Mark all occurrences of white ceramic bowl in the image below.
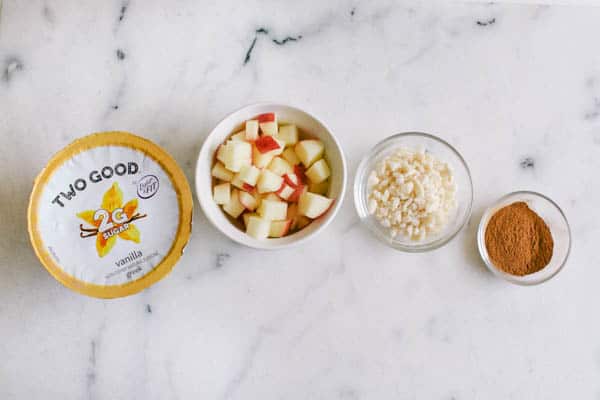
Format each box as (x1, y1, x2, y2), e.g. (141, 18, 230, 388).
(196, 103, 347, 250)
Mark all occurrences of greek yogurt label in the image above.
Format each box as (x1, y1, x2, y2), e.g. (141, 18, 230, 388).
(34, 143, 181, 286)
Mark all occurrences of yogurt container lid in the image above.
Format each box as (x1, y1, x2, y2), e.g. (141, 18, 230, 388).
(27, 131, 193, 298)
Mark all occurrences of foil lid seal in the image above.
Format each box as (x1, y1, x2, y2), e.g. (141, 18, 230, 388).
(28, 132, 193, 298)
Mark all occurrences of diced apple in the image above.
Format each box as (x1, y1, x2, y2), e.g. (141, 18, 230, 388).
(294, 164, 307, 184)
(282, 147, 300, 165)
(213, 182, 231, 205)
(269, 220, 292, 238)
(283, 173, 300, 187)
(258, 113, 278, 136)
(231, 175, 255, 193)
(305, 159, 330, 184)
(292, 181, 307, 202)
(254, 192, 264, 205)
(296, 215, 312, 230)
(258, 199, 288, 221)
(239, 191, 258, 211)
(273, 139, 285, 155)
(286, 203, 311, 230)
(257, 169, 284, 193)
(211, 161, 234, 182)
(295, 140, 324, 167)
(260, 121, 278, 137)
(246, 215, 271, 239)
(255, 136, 282, 154)
(287, 203, 299, 227)
(222, 189, 245, 218)
(245, 120, 259, 141)
(287, 203, 310, 230)
(278, 125, 298, 147)
(298, 192, 334, 218)
(216, 144, 228, 164)
(257, 113, 276, 122)
(223, 140, 252, 172)
(231, 175, 244, 190)
(243, 212, 259, 228)
(276, 183, 296, 201)
(264, 193, 282, 202)
(267, 157, 293, 176)
(225, 158, 251, 174)
(309, 180, 329, 196)
(252, 144, 276, 168)
(237, 165, 260, 186)
(289, 185, 307, 202)
(252, 138, 284, 169)
(230, 131, 247, 142)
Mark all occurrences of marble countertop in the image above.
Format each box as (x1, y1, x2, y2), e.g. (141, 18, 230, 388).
(1, 0, 599, 398)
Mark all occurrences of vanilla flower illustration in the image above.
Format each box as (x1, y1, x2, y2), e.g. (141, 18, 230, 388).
(77, 182, 142, 257)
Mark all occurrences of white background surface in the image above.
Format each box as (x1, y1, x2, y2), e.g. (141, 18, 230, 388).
(1, 1, 599, 399)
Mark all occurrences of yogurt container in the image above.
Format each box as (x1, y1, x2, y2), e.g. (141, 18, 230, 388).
(27, 131, 193, 298)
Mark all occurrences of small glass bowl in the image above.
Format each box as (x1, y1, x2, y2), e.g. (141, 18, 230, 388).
(477, 191, 571, 285)
(354, 132, 474, 252)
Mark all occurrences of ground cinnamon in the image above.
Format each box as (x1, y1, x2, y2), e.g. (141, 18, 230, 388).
(484, 201, 554, 276)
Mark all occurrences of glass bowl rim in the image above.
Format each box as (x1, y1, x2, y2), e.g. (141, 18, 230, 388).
(353, 131, 474, 252)
(476, 190, 572, 285)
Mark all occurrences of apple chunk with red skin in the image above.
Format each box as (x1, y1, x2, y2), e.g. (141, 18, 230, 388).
(252, 139, 284, 169)
(276, 183, 296, 201)
(255, 136, 282, 154)
(277, 172, 306, 202)
(276, 181, 305, 202)
(257, 113, 278, 136)
(277, 183, 306, 203)
(252, 145, 275, 169)
(256, 169, 283, 194)
(231, 165, 260, 192)
(269, 220, 292, 238)
(238, 191, 258, 211)
(231, 175, 254, 193)
(298, 192, 334, 219)
(257, 113, 276, 123)
(283, 172, 300, 187)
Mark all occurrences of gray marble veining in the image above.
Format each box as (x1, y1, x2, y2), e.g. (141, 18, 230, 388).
(1, 0, 599, 399)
